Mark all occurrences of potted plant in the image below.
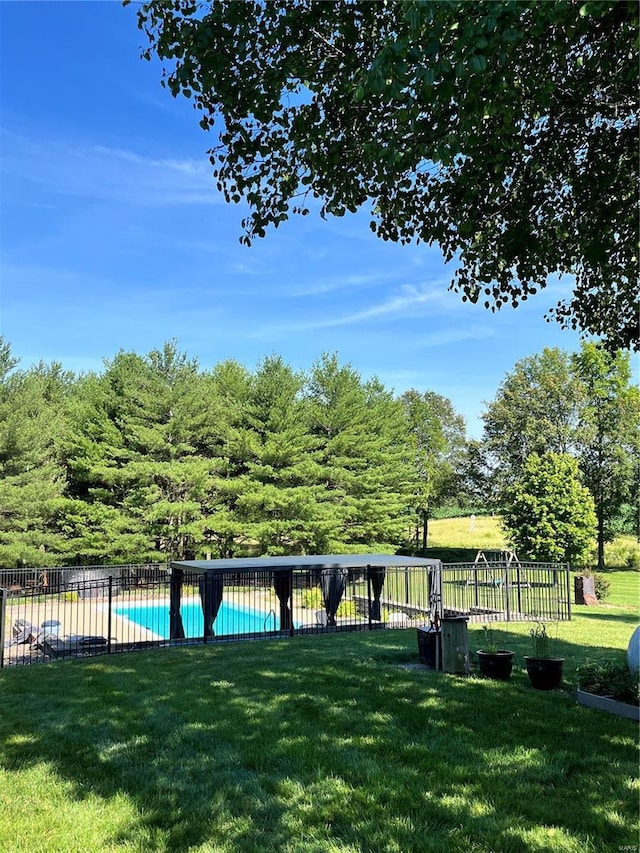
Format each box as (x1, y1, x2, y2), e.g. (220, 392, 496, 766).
(476, 625, 515, 681)
(524, 622, 564, 690)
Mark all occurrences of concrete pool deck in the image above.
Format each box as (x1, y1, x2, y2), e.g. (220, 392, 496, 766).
(2, 589, 335, 665)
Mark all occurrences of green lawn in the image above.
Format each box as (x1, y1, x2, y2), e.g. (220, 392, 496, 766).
(0, 572, 638, 852)
(428, 517, 640, 569)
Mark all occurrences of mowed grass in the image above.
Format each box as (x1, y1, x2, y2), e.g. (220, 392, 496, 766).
(428, 515, 507, 551)
(0, 572, 638, 853)
(428, 516, 640, 568)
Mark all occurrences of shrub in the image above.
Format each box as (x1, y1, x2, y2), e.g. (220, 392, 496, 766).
(300, 589, 356, 618)
(336, 599, 356, 619)
(603, 538, 640, 570)
(582, 570, 611, 601)
(300, 587, 323, 610)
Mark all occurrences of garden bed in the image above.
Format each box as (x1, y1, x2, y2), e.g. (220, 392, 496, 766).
(576, 689, 639, 722)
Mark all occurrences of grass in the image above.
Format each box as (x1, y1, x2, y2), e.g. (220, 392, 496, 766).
(0, 573, 638, 852)
(428, 517, 640, 569)
(428, 515, 507, 551)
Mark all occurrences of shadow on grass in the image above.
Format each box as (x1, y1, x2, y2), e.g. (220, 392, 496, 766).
(574, 610, 639, 624)
(0, 631, 638, 853)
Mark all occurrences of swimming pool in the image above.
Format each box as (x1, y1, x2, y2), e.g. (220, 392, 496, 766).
(114, 598, 285, 640)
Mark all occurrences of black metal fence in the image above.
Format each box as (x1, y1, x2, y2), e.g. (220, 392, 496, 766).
(437, 561, 572, 623)
(0, 560, 570, 667)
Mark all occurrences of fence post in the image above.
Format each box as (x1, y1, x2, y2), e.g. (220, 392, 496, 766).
(0, 587, 6, 668)
(473, 565, 479, 611)
(566, 563, 572, 620)
(504, 564, 510, 622)
(516, 563, 522, 616)
(107, 576, 113, 654)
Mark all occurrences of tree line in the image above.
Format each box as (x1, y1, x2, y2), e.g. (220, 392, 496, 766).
(0, 340, 466, 568)
(0, 337, 637, 569)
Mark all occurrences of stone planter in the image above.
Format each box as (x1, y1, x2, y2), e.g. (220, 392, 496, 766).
(524, 656, 564, 690)
(576, 689, 640, 722)
(476, 649, 515, 681)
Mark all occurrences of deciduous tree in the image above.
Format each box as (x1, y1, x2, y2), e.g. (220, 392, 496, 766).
(502, 452, 596, 565)
(482, 347, 581, 475)
(571, 343, 640, 569)
(401, 389, 467, 549)
(132, 0, 639, 350)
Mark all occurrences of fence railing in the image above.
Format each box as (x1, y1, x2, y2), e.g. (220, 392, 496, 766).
(0, 560, 570, 667)
(438, 561, 572, 623)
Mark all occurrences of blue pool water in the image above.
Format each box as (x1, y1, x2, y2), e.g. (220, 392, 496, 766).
(114, 599, 284, 640)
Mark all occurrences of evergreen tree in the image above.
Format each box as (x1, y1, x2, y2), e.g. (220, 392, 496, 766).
(305, 354, 413, 551)
(62, 343, 214, 562)
(238, 355, 319, 554)
(0, 352, 72, 567)
(198, 360, 254, 558)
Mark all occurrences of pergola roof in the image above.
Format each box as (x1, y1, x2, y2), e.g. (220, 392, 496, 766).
(170, 554, 441, 574)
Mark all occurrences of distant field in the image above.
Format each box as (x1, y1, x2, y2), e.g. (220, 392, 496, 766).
(427, 515, 640, 569)
(427, 515, 506, 551)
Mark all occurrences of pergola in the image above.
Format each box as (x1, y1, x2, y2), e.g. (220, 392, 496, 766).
(168, 554, 442, 641)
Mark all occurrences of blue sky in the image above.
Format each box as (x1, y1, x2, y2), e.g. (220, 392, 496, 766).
(0, 1, 588, 437)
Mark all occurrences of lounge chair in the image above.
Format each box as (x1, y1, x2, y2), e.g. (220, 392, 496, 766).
(9, 619, 38, 646)
(42, 634, 109, 659)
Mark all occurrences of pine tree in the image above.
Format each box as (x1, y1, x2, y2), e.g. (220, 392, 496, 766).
(305, 354, 413, 551)
(0, 350, 72, 567)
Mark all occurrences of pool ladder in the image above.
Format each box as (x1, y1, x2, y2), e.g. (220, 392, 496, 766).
(264, 609, 277, 632)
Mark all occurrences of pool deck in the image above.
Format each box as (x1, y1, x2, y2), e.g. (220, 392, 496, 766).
(2, 589, 333, 665)
(3, 596, 163, 665)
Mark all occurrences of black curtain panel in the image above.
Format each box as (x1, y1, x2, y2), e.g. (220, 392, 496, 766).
(368, 565, 386, 621)
(169, 567, 185, 640)
(320, 567, 348, 627)
(273, 570, 293, 631)
(199, 572, 224, 639)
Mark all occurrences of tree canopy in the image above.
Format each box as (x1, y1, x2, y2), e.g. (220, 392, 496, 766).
(132, 0, 639, 350)
(482, 342, 639, 566)
(502, 451, 596, 564)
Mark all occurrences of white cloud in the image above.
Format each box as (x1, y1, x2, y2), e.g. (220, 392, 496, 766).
(1, 129, 221, 207)
(252, 281, 461, 337)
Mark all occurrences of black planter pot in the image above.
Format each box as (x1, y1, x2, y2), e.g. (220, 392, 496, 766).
(476, 649, 515, 681)
(524, 656, 565, 690)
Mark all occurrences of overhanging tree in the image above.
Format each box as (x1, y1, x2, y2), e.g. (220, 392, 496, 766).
(132, 0, 639, 350)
